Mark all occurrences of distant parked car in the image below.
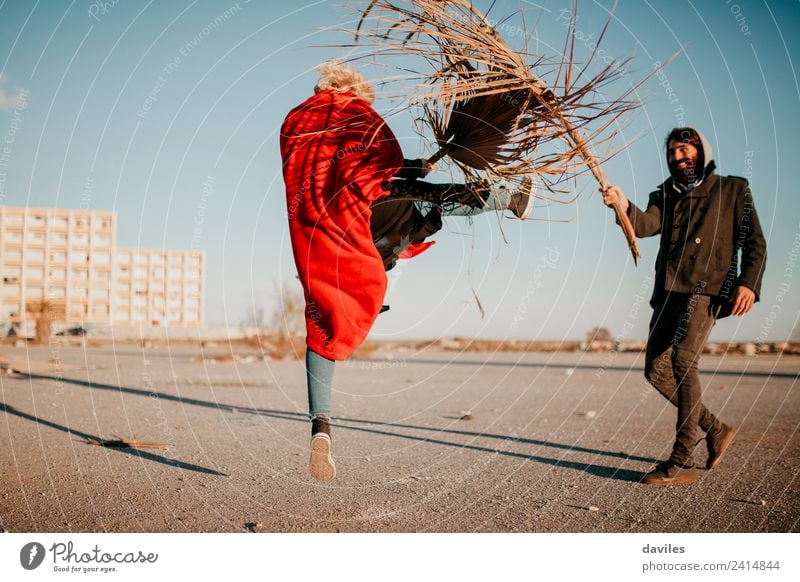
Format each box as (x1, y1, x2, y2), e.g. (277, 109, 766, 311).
(56, 327, 88, 336)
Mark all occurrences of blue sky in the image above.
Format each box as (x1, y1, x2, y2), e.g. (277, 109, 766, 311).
(0, 0, 798, 342)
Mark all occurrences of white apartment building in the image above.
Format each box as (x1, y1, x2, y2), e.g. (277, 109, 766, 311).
(113, 247, 203, 327)
(0, 206, 204, 328)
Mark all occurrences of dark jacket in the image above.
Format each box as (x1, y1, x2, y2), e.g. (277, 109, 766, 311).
(627, 165, 767, 313)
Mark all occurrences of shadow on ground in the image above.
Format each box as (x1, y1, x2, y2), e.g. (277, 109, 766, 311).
(5, 372, 653, 483)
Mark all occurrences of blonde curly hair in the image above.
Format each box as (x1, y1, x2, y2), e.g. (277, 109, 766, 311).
(313, 61, 375, 104)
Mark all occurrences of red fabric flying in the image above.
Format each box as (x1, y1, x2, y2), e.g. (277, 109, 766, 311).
(280, 90, 403, 360)
(398, 241, 436, 259)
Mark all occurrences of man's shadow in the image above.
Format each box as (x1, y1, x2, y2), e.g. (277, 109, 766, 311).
(7, 372, 652, 483)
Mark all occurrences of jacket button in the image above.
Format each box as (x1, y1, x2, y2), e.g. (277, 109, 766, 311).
(694, 237, 701, 244)
(691, 255, 697, 260)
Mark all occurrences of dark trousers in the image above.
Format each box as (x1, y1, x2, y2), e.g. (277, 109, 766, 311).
(644, 293, 723, 465)
(370, 179, 487, 270)
(379, 179, 489, 207)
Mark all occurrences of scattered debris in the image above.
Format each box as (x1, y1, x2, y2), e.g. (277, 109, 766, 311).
(741, 343, 757, 357)
(244, 522, 264, 532)
(718, 384, 730, 391)
(737, 498, 768, 506)
(370, 338, 800, 355)
(192, 353, 268, 365)
(0, 361, 19, 376)
(85, 437, 170, 449)
(578, 411, 597, 419)
(460, 413, 474, 421)
(588, 506, 600, 512)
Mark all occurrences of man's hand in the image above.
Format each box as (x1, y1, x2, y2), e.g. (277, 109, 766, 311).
(600, 185, 629, 213)
(731, 285, 756, 316)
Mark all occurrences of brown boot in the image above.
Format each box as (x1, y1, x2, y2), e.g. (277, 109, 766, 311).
(642, 461, 697, 485)
(706, 423, 736, 470)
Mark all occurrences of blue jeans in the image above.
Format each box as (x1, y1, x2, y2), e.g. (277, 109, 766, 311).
(306, 348, 334, 419)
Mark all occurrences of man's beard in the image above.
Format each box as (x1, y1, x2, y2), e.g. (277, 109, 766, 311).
(670, 157, 698, 185)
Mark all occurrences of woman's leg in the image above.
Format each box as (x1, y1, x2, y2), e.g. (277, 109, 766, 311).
(305, 348, 336, 480)
(384, 179, 488, 212)
(384, 177, 534, 218)
(306, 348, 334, 421)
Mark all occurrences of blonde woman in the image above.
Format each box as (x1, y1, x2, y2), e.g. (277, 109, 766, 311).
(280, 62, 533, 480)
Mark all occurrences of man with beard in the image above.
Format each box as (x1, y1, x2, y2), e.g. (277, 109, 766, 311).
(601, 127, 767, 485)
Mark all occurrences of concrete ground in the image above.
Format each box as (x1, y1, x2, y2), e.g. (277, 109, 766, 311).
(0, 343, 798, 532)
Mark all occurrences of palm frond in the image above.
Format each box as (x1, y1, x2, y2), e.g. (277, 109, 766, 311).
(349, 0, 646, 262)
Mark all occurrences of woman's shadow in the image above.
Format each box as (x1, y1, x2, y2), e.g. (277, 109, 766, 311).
(6, 372, 652, 483)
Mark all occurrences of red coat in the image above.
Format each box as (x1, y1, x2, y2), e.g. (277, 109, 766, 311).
(280, 90, 403, 360)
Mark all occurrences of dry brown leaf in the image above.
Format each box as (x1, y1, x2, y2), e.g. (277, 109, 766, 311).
(86, 438, 170, 450)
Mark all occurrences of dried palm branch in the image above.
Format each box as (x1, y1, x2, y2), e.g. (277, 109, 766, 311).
(350, 0, 642, 263)
(86, 437, 170, 449)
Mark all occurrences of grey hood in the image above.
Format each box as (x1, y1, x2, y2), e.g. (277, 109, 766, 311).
(667, 128, 715, 192)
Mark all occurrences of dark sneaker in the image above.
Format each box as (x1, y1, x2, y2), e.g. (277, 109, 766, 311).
(309, 417, 335, 481)
(642, 461, 697, 485)
(706, 423, 736, 470)
(312, 416, 330, 436)
(508, 177, 535, 220)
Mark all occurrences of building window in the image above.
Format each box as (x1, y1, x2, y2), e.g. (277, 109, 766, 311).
(3, 214, 23, 226)
(25, 250, 45, 262)
(2, 305, 20, 318)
